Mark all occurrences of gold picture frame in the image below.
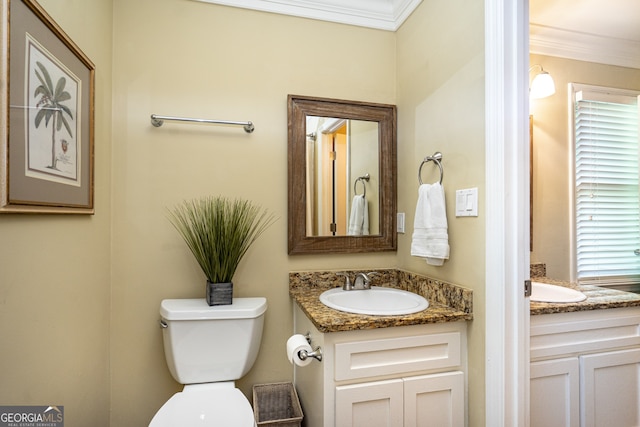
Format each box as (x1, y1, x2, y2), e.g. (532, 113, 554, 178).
(0, 0, 95, 214)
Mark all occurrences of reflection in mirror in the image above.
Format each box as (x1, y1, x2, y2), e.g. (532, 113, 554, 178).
(288, 95, 397, 255)
(305, 116, 380, 237)
(529, 55, 640, 282)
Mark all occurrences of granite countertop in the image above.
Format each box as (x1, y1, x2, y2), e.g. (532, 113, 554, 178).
(530, 276, 640, 315)
(289, 270, 473, 333)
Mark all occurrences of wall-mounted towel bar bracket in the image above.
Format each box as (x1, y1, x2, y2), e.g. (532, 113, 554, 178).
(150, 114, 255, 133)
(419, 152, 443, 185)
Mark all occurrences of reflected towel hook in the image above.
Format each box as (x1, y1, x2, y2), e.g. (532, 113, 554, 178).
(418, 152, 443, 185)
(354, 173, 370, 197)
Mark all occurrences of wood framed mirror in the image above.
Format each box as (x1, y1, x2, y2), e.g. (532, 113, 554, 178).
(287, 95, 397, 254)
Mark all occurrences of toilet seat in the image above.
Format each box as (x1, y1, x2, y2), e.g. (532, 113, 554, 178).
(149, 386, 256, 427)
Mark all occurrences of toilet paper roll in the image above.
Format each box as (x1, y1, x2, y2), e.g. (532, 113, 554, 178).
(286, 334, 313, 367)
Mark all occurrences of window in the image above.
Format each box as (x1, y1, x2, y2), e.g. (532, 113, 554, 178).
(572, 84, 640, 286)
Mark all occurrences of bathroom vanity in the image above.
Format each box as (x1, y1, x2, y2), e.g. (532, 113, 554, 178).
(529, 279, 640, 427)
(289, 270, 473, 427)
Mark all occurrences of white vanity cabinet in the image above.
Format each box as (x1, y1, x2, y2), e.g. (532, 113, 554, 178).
(335, 371, 464, 427)
(530, 307, 640, 427)
(293, 305, 467, 427)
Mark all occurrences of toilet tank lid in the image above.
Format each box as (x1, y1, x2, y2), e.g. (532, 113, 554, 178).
(160, 297, 267, 321)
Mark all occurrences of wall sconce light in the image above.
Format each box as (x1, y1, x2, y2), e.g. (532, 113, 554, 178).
(529, 65, 556, 99)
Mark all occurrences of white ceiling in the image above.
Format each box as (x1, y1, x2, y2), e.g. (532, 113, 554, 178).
(530, 0, 640, 68)
(530, 0, 640, 42)
(193, 0, 640, 69)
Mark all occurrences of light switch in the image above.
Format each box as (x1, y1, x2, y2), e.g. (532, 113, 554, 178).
(466, 194, 474, 210)
(455, 188, 478, 217)
(397, 212, 405, 233)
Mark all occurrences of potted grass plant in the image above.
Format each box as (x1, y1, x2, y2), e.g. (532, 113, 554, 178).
(168, 196, 276, 306)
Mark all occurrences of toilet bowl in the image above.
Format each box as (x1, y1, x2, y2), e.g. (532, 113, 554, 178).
(149, 383, 256, 427)
(149, 297, 267, 427)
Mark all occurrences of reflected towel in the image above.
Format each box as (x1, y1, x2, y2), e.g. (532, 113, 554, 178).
(411, 183, 449, 265)
(347, 195, 369, 236)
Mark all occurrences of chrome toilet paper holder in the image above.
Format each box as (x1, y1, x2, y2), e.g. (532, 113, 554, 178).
(299, 332, 323, 362)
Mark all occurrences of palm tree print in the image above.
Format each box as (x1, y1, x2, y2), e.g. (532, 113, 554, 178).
(33, 61, 73, 170)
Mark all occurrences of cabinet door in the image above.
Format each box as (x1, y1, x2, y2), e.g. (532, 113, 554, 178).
(335, 379, 404, 427)
(581, 348, 640, 427)
(530, 358, 580, 427)
(404, 371, 464, 427)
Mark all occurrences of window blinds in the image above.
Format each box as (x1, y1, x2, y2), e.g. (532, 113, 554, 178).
(574, 87, 640, 286)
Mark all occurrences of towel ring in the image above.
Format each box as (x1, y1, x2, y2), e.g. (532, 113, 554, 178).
(418, 152, 443, 185)
(354, 174, 370, 197)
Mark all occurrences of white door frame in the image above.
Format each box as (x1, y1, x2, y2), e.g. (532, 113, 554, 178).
(485, 0, 531, 425)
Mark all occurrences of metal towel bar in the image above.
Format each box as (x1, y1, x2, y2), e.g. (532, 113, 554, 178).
(150, 114, 255, 133)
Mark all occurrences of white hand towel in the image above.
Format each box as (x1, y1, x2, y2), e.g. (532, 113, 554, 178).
(347, 195, 369, 236)
(411, 183, 449, 265)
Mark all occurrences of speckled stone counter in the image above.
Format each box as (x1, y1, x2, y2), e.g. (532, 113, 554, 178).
(289, 269, 473, 333)
(530, 262, 546, 278)
(530, 276, 640, 315)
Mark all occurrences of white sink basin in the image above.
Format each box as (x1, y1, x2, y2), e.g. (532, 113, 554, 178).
(530, 281, 587, 303)
(319, 286, 429, 316)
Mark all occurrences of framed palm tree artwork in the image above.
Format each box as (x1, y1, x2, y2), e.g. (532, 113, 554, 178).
(0, 0, 95, 213)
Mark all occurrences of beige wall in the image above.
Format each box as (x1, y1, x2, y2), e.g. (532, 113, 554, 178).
(397, 0, 486, 423)
(0, 0, 490, 426)
(530, 54, 640, 280)
(110, 1, 398, 425)
(0, 0, 113, 426)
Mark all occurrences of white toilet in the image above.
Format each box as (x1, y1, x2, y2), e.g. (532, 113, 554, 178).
(149, 297, 267, 427)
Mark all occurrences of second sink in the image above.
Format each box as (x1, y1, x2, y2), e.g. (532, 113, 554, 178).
(319, 286, 429, 316)
(530, 281, 587, 303)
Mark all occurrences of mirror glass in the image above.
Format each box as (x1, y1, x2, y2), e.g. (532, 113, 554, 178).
(305, 116, 380, 237)
(288, 95, 397, 254)
(529, 2, 640, 281)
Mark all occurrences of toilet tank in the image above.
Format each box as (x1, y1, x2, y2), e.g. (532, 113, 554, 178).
(160, 297, 267, 385)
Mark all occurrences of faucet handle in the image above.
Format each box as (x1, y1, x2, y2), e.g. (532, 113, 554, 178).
(336, 272, 353, 290)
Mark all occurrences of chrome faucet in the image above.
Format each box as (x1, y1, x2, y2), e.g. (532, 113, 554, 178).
(337, 271, 379, 290)
(354, 272, 375, 290)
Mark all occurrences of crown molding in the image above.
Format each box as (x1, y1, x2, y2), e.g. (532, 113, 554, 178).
(190, 0, 423, 31)
(530, 24, 640, 69)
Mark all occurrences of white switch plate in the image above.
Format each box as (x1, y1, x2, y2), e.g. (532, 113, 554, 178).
(455, 188, 478, 217)
(397, 212, 405, 233)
